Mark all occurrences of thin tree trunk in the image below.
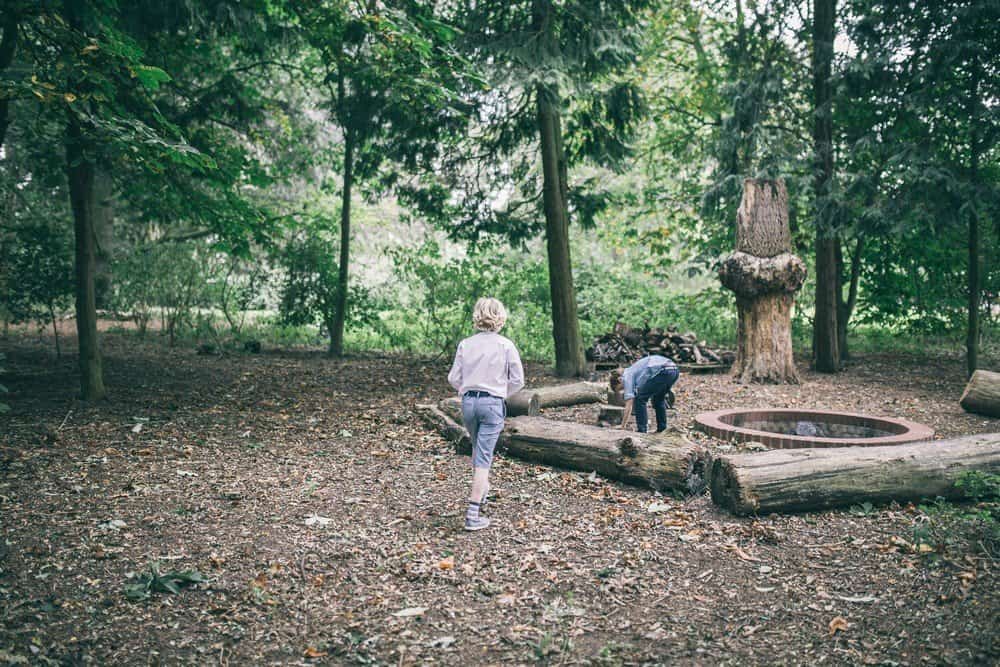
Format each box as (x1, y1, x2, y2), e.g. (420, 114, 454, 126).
(0, 13, 17, 151)
(66, 114, 107, 401)
(837, 235, 864, 360)
(49, 301, 61, 359)
(330, 130, 353, 359)
(533, 0, 585, 378)
(967, 156, 980, 377)
(811, 0, 839, 372)
(536, 85, 585, 377)
(966, 60, 982, 378)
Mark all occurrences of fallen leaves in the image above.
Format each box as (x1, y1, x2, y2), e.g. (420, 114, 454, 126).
(828, 616, 849, 636)
(392, 606, 428, 618)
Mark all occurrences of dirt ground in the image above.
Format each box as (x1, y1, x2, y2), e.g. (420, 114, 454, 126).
(1, 333, 998, 666)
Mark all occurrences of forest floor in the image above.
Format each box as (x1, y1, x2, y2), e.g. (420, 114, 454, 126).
(1, 332, 998, 666)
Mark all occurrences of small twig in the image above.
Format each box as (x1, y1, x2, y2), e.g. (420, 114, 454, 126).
(57, 407, 73, 432)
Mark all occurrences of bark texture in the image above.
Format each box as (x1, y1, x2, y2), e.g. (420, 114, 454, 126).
(418, 405, 711, 495)
(532, 382, 607, 408)
(732, 294, 799, 384)
(330, 128, 353, 357)
(720, 179, 803, 384)
(718, 252, 806, 299)
(811, 0, 841, 373)
(710, 432, 1000, 516)
(66, 116, 107, 401)
(735, 180, 792, 258)
(960, 370, 1000, 418)
(506, 390, 541, 416)
(533, 0, 585, 378)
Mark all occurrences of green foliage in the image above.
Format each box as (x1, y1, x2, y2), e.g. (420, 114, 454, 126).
(124, 562, 208, 602)
(277, 230, 379, 351)
(386, 239, 735, 360)
(0, 222, 74, 336)
(112, 242, 215, 344)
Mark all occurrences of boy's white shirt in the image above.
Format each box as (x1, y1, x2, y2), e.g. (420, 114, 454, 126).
(448, 331, 525, 399)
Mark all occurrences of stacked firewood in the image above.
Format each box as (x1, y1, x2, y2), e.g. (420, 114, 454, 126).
(586, 322, 735, 367)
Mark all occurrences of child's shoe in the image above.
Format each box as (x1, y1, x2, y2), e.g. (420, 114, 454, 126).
(464, 515, 491, 531)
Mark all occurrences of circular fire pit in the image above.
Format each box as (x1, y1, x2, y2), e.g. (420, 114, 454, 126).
(694, 408, 934, 448)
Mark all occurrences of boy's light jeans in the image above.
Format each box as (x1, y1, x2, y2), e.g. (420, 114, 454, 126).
(461, 392, 505, 468)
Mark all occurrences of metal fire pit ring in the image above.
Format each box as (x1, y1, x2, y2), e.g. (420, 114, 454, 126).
(694, 408, 935, 449)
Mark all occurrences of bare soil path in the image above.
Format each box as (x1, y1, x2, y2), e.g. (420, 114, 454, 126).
(1, 334, 997, 665)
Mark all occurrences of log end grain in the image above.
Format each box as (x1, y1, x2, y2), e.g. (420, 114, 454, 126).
(508, 390, 541, 416)
(959, 370, 1000, 418)
(709, 456, 758, 516)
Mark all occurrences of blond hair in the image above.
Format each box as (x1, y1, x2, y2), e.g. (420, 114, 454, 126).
(472, 297, 507, 332)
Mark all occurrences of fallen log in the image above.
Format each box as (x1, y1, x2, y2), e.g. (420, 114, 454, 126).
(416, 404, 471, 455)
(960, 370, 1000, 418)
(416, 404, 710, 494)
(598, 405, 624, 426)
(710, 432, 1000, 516)
(504, 417, 709, 494)
(532, 382, 607, 408)
(507, 390, 542, 416)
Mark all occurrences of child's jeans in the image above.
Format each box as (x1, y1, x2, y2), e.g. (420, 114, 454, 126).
(461, 391, 505, 469)
(634, 366, 679, 433)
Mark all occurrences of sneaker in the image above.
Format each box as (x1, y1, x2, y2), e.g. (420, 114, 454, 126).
(464, 515, 491, 531)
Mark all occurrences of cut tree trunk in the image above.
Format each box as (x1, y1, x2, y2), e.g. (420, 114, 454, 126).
(507, 390, 541, 416)
(719, 179, 805, 384)
(960, 370, 1000, 418)
(710, 432, 1000, 515)
(417, 404, 710, 494)
(533, 382, 606, 408)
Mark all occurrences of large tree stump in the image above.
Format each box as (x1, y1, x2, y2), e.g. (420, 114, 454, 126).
(719, 179, 806, 384)
(710, 432, 1000, 515)
(417, 405, 710, 494)
(960, 370, 1000, 418)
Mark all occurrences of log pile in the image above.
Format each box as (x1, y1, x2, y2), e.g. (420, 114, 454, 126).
(586, 322, 735, 368)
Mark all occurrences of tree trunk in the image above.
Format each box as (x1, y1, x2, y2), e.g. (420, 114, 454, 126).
(66, 115, 107, 401)
(812, 0, 840, 373)
(959, 370, 1000, 418)
(966, 94, 981, 378)
(733, 294, 799, 384)
(93, 169, 114, 309)
(710, 432, 1000, 516)
(837, 236, 863, 361)
(330, 129, 353, 358)
(418, 406, 711, 495)
(719, 180, 804, 384)
(49, 301, 61, 359)
(533, 0, 585, 378)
